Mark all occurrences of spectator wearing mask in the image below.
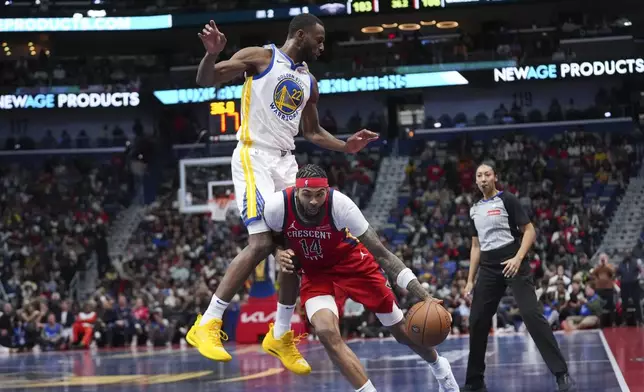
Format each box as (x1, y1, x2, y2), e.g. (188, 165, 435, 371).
(617, 255, 643, 326)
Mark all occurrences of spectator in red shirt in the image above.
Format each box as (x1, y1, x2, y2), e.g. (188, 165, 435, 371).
(427, 164, 444, 182)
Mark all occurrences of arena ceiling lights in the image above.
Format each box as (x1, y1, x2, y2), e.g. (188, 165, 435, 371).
(436, 21, 459, 29)
(398, 23, 420, 31)
(361, 20, 459, 33)
(361, 26, 384, 33)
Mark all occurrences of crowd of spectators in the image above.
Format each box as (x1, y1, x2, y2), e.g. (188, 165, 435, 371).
(0, 51, 152, 91)
(0, 157, 133, 351)
(0, 126, 642, 352)
(423, 86, 632, 130)
(4, 147, 382, 350)
(1, 119, 146, 151)
(367, 129, 643, 337)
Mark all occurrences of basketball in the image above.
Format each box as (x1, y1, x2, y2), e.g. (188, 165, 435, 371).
(406, 300, 452, 347)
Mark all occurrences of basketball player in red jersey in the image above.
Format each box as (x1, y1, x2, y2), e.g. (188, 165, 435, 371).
(263, 164, 459, 392)
(188, 13, 378, 374)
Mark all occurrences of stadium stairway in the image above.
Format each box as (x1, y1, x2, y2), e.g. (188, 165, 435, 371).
(69, 252, 99, 302)
(595, 169, 644, 263)
(364, 156, 409, 230)
(107, 205, 147, 259)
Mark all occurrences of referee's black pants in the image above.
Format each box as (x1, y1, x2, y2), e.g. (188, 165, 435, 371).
(621, 281, 643, 324)
(465, 249, 568, 386)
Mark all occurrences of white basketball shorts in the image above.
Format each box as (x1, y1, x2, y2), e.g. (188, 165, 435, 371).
(231, 142, 299, 235)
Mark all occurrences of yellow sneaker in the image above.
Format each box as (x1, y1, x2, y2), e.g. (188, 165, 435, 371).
(191, 318, 232, 362)
(262, 323, 311, 375)
(185, 314, 202, 347)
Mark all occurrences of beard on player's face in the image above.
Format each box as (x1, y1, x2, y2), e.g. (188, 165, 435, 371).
(296, 27, 324, 63)
(297, 43, 317, 63)
(296, 188, 327, 217)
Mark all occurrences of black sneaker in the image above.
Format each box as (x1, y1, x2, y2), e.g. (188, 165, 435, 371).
(460, 384, 488, 392)
(556, 373, 575, 391)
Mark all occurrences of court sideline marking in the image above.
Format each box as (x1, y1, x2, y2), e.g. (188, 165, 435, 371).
(310, 359, 613, 374)
(599, 329, 631, 392)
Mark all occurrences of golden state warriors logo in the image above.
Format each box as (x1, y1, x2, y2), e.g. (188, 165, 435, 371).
(270, 75, 305, 121)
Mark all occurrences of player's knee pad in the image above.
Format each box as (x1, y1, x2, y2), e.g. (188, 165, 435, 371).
(305, 295, 339, 323)
(376, 302, 404, 327)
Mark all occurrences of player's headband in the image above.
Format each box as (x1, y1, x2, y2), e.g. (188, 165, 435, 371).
(296, 178, 329, 188)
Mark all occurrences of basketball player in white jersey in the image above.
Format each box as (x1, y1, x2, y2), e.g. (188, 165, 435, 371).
(186, 14, 378, 375)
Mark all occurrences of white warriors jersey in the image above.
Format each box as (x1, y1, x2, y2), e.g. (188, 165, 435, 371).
(236, 44, 312, 151)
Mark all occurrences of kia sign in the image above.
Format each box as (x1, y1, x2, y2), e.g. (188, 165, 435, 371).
(0, 92, 140, 110)
(235, 297, 306, 343)
(494, 58, 644, 82)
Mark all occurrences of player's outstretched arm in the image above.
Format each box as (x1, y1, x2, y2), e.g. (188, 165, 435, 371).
(358, 226, 432, 301)
(196, 46, 270, 86)
(196, 22, 271, 86)
(301, 76, 378, 153)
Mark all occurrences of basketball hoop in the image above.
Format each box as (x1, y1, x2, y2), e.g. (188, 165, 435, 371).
(208, 194, 235, 222)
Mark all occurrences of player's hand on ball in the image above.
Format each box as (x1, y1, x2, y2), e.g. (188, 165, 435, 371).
(501, 255, 522, 278)
(426, 297, 443, 306)
(276, 248, 296, 274)
(344, 129, 379, 153)
(426, 298, 451, 325)
(198, 20, 227, 55)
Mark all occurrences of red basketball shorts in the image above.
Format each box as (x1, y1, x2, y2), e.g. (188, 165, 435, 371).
(300, 256, 404, 327)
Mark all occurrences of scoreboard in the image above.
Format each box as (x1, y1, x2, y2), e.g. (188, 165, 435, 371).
(348, 0, 441, 14)
(209, 100, 240, 135)
(347, 0, 517, 14)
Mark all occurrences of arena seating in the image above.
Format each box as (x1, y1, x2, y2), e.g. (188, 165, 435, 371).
(0, 156, 132, 349)
(381, 128, 641, 333)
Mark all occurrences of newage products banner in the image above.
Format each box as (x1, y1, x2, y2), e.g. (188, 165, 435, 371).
(494, 59, 644, 83)
(0, 92, 140, 110)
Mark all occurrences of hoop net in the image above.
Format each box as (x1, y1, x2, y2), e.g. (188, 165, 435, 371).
(208, 194, 235, 222)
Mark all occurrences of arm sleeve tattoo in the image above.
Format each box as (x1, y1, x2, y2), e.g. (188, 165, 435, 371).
(358, 227, 430, 301)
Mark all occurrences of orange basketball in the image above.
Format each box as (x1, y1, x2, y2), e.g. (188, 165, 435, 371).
(406, 300, 451, 347)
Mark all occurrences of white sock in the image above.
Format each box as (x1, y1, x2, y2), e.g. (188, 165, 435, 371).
(429, 355, 443, 372)
(273, 303, 295, 339)
(356, 380, 377, 392)
(201, 294, 229, 325)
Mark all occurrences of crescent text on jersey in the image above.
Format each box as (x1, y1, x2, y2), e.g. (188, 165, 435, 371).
(286, 229, 332, 240)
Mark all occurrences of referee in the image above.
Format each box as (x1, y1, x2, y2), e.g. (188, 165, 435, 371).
(460, 162, 574, 392)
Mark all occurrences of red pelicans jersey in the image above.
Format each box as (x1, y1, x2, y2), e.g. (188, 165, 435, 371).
(263, 187, 374, 274)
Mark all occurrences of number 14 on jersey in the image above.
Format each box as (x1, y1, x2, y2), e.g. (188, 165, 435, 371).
(299, 238, 323, 260)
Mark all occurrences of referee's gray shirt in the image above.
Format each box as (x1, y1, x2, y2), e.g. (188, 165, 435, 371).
(469, 191, 530, 263)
